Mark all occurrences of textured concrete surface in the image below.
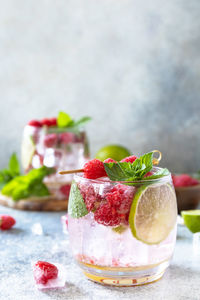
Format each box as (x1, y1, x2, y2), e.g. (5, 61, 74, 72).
(0, 206, 200, 300)
(0, 1, 200, 172)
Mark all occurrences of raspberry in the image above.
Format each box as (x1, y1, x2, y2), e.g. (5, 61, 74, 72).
(49, 118, 57, 126)
(94, 202, 121, 226)
(44, 134, 58, 148)
(104, 158, 117, 163)
(144, 171, 153, 177)
(79, 183, 102, 211)
(33, 261, 58, 285)
(41, 118, 53, 127)
(59, 184, 71, 198)
(0, 215, 16, 230)
(84, 159, 107, 179)
(59, 132, 74, 144)
(94, 184, 134, 226)
(121, 155, 138, 163)
(28, 120, 42, 127)
(172, 174, 199, 188)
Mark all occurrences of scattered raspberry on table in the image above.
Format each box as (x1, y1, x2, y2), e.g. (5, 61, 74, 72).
(0, 215, 16, 230)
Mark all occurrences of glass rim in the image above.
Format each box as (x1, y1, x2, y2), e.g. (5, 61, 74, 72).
(74, 166, 172, 185)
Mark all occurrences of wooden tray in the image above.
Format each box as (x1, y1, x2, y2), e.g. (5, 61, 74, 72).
(0, 193, 68, 211)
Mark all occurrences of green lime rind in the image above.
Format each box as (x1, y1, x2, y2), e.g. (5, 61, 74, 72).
(181, 210, 200, 233)
(129, 183, 177, 245)
(129, 185, 147, 242)
(112, 225, 128, 234)
(95, 145, 131, 162)
(21, 136, 36, 170)
(68, 181, 88, 218)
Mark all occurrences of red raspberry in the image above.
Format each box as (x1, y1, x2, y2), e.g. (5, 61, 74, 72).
(41, 118, 53, 127)
(172, 174, 199, 188)
(59, 132, 74, 144)
(94, 184, 134, 226)
(33, 261, 58, 285)
(59, 184, 71, 198)
(0, 215, 16, 230)
(104, 158, 117, 163)
(79, 183, 102, 211)
(49, 118, 57, 126)
(84, 159, 107, 179)
(121, 155, 138, 163)
(94, 202, 121, 226)
(43, 134, 58, 148)
(144, 171, 153, 177)
(28, 120, 42, 127)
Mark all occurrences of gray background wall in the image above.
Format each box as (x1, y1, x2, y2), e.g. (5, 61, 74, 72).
(0, 0, 200, 172)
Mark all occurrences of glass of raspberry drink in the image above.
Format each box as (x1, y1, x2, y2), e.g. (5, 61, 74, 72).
(21, 113, 90, 202)
(67, 152, 177, 286)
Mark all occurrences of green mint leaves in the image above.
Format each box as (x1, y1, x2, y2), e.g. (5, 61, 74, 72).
(54, 111, 91, 134)
(57, 112, 73, 128)
(68, 181, 88, 218)
(142, 168, 170, 180)
(1, 166, 55, 201)
(104, 152, 169, 182)
(0, 153, 21, 190)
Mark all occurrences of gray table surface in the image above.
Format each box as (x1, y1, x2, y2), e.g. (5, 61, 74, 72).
(0, 206, 199, 300)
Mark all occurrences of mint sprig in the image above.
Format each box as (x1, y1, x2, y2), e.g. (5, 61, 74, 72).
(1, 166, 55, 201)
(57, 112, 73, 128)
(104, 152, 169, 182)
(49, 112, 91, 134)
(0, 153, 20, 190)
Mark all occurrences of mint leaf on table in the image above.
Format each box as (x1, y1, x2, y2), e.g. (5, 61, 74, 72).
(1, 166, 55, 201)
(0, 153, 21, 190)
(104, 151, 168, 183)
(9, 153, 20, 176)
(68, 181, 88, 218)
(57, 111, 74, 128)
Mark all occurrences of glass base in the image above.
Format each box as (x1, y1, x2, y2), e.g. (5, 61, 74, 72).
(78, 260, 170, 286)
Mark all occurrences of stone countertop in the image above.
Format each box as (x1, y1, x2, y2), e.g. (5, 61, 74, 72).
(0, 206, 199, 300)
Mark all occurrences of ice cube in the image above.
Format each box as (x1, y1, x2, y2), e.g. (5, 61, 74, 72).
(33, 262, 66, 290)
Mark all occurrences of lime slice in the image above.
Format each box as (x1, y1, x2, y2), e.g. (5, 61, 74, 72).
(181, 210, 200, 233)
(129, 184, 177, 244)
(21, 136, 36, 170)
(95, 144, 131, 161)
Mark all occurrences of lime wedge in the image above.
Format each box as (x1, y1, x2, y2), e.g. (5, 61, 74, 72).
(181, 210, 200, 233)
(129, 184, 177, 244)
(21, 136, 36, 170)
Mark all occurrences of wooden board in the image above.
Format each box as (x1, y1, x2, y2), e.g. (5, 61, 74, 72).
(0, 193, 68, 211)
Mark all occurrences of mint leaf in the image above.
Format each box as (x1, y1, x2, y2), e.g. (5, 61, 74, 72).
(73, 116, 92, 128)
(104, 152, 153, 181)
(143, 168, 170, 180)
(68, 181, 88, 218)
(9, 153, 20, 177)
(0, 153, 21, 190)
(57, 112, 73, 128)
(1, 166, 55, 201)
(49, 113, 91, 134)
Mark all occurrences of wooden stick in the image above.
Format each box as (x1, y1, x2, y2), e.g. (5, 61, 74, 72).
(59, 169, 83, 175)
